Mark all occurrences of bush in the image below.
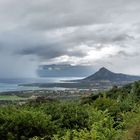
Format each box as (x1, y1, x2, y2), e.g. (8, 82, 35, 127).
(0, 106, 56, 139)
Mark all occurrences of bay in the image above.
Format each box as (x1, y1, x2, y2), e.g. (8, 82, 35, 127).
(0, 77, 83, 92)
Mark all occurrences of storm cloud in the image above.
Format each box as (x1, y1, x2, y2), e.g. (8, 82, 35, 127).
(0, 0, 140, 77)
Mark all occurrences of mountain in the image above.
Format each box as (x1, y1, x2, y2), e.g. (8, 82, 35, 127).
(82, 67, 140, 82)
(23, 67, 140, 90)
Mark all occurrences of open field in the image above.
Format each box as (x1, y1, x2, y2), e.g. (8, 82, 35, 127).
(0, 95, 28, 101)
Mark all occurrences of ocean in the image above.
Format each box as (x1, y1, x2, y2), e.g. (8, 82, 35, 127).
(0, 77, 83, 92)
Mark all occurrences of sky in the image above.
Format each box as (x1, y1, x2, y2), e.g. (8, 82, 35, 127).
(0, 0, 140, 78)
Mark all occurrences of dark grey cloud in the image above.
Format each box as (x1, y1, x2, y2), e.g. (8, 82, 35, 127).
(17, 44, 87, 60)
(63, 26, 135, 45)
(22, 0, 140, 31)
(17, 45, 65, 59)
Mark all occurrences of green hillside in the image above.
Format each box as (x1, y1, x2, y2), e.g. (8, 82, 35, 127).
(0, 81, 140, 139)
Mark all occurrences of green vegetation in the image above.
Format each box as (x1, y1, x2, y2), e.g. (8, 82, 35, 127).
(0, 95, 27, 101)
(0, 81, 140, 139)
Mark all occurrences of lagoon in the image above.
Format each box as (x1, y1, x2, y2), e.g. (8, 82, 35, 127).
(0, 77, 83, 92)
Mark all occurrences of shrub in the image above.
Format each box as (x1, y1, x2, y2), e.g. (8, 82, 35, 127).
(0, 106, 56, 139)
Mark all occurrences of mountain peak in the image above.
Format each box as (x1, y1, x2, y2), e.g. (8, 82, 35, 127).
(97, 67, 113, 75)
(83, 67, 140, 82)
(98, 67, 110, 72)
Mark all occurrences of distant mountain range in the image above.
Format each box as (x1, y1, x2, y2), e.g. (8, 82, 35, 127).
(37, 64, 95, 77)
(82, 67, 140, 82)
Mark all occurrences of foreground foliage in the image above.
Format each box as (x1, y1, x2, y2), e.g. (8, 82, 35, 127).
(0, 81, 140, 139)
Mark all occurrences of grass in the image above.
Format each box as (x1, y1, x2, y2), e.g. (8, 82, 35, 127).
(0, 95, 28, 101)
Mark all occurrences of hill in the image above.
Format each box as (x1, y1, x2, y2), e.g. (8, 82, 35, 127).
(1, 81, 140, 139)
(82, 67, 140, 82)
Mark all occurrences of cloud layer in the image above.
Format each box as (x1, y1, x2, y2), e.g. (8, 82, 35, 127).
(0, 0, 140, 77)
